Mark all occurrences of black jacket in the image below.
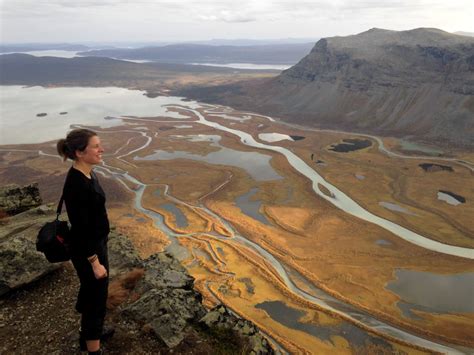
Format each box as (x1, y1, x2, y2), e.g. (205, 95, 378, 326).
(63, 167, 110, 257)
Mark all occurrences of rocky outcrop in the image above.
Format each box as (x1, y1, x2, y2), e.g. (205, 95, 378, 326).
(123, 287, 207, 348)
(107, 230, 142, 277)
(201, 305, 273, 354)
(116, 247, 273, 353)
(0, 204, 60, 296)
(117, 249, 207, 348)
(0, 183, 42, 215)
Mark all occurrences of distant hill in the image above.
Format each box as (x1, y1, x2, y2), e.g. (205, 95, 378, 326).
(0, 53, 271, 87)
(0, 54, 153, 84)
(0, 53, 276, 89)
(178, 28, 474, 147)
(79, 43, 314, 64)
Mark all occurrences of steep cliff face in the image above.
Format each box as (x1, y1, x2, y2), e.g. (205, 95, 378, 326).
(283, 28, 474, 92)
(180, 28, 474, 147)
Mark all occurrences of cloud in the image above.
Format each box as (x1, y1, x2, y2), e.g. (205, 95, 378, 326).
(1, 0, 472, 42)
(198, 12, 256, 23)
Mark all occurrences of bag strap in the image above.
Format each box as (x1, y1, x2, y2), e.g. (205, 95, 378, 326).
(56, 195, 64, 220)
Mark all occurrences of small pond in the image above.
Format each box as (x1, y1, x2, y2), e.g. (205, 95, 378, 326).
(419, 163, 453, 172)
(376, 239, 393, 247)
(235, 188, 271, 225)
(258, 133, 294, 142)
(328, 138, 372, 153)
(255, 300, 392, 349)
(437, 190, 466, 205)
(160, 203, 189, 228)
(386, 269, 474, 317)
(398, 139, 443, 155)
(379, 202, 417, 216)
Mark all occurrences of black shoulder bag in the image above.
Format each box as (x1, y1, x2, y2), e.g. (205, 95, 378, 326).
(36, 195, 71, 263)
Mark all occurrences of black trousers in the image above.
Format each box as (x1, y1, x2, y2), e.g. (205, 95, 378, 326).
(71, 241, 109, 340)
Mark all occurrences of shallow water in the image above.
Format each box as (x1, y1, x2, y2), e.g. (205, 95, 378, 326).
(379, 202, 417, 216)
(160, 203, 189, 228)
(258, 133, 294, 142)
(387, 270, 474, 314)
(235, 188, 271, 225)
(134, 135, 282, 181)
(174, 124, 194, 128)
(438, 192, 462, 206)
(329, 138, 372, 152)
(376, 239, 392, 247)
(255, 300, 392, 349)
(399, 139, 444, 155)
(188, 62, 290, 70)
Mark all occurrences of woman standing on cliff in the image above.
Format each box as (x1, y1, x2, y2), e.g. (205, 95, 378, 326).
(57, 128, 112, 355)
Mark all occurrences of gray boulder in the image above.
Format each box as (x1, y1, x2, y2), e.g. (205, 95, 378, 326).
(136, 252, 195, 293)
(107, 231, 142, 277)
(0, 183, 42, 215)
(123, 287, 207, 348)
(121, 251, 206, 348)
(200, 305, 274, 354)
(0, 205, 62, 296)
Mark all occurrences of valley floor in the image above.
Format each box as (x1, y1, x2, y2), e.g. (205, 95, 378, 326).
(1, 99, 473, 354)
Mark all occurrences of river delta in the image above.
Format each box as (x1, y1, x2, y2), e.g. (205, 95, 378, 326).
(1, 86, 473, 354)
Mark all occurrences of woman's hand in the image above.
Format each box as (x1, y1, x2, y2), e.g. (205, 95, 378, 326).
(89, 258, 108, 279)
(92, 262, 107, 279)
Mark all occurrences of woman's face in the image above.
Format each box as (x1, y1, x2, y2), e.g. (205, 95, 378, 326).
(76, 135, 104, 165)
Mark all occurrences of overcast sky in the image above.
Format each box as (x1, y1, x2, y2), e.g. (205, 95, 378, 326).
(1, 0, 473, 43)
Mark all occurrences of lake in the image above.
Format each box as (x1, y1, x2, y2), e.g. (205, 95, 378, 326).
(0, 86, 196, 144)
